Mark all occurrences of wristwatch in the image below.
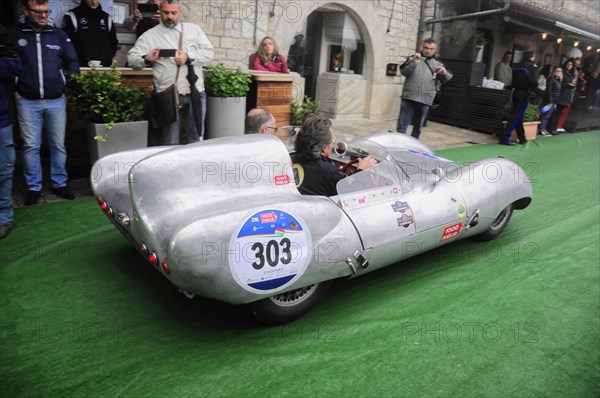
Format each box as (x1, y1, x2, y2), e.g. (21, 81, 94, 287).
(142, 55, 152, 67)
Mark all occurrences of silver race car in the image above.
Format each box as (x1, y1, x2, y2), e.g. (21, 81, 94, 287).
(91, 132, 532, 324)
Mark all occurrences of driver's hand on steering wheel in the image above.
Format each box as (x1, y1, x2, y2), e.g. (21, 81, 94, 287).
(357, 156, 377, 171)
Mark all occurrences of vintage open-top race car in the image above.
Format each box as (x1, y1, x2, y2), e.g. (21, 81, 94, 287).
(91, 132, 532, 324)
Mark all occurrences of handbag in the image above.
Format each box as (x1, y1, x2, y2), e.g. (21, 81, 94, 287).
(150, 84, 180, 128)
(149, 30, 183, 128)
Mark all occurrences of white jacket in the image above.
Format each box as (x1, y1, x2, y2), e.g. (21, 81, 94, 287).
(127, 22, 214, 94)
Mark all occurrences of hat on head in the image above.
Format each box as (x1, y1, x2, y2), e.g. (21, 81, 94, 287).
(522, 47, 536, 55)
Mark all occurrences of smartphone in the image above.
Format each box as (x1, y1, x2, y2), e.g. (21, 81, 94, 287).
(138, 3, 159, 18)
(158, 49, 177, 58)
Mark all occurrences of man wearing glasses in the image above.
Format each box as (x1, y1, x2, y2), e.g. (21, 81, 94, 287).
(245, 108, 278, 135)
(10, 0, 79, 205)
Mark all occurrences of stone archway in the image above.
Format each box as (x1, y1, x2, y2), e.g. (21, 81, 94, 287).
(301, 3, 378, 120)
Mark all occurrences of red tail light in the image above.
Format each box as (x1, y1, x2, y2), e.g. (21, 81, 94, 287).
(96, 195, 104, 205)
(148, 252, 158, 266)
(161, 262, 171, 275)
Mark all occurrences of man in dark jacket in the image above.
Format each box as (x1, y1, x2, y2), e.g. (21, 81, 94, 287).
(63, 0, 118, 67)
(292, 116, 376, 197)
(11, 0, 80, 205)
(499, 47, 539, 145)
(0, 25, 21, 238)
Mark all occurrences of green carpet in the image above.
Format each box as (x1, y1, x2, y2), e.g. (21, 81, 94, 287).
(1, 132, 599, 397)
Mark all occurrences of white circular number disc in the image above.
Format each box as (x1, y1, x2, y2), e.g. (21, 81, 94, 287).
(228, 209, 312, 294)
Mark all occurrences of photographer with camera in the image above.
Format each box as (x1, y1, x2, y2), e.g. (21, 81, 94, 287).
(128, 0, 214, 145)
(124, 0, 160, 38)
(396, 38, 452, 139)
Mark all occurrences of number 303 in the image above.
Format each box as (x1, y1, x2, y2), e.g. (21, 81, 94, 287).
(251, 238, 292, 269)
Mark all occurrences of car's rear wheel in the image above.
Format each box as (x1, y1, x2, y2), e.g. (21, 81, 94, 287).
(247, 281, 333, 325)
(479, 204, 514, 241)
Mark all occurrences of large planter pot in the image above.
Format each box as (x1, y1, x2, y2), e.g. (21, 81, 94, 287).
(205, 96, 246, 139)
(87, 120, 148, 164)
(510, 121, 539, 142)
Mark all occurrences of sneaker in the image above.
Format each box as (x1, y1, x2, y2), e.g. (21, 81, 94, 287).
(0, 224, 12, 239)
(51, 186, 75, 200)
(556, 128, 566, 132)
(25, 190, 41, 206)
(549, 130, 559, 135)
(539, 130, 550, 136)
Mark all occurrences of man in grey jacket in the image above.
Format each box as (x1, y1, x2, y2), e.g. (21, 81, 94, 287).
(396, 38, 452, 139)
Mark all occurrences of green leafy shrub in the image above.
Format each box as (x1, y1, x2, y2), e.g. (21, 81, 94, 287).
(503, 103, 540, 122)
(203, 63, 252, 97)
(291, 96, 321, 126)
(70, 65, 150, 131)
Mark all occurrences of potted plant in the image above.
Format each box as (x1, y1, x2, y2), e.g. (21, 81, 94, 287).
(203, 63, 252, 139)
(291, 96, 320, 126)
(70, 64, 150, 163)
(503, 103, 540, 141)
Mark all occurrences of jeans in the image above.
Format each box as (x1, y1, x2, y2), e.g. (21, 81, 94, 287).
(539, 103, 555, 132)
(0, 124, 15, 225)
(160, 92, 206, 145)
(16, 96, 68, 191)
(396, 98, 430, 139)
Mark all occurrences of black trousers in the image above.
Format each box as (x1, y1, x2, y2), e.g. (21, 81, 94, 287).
(502, 90, 528, 143)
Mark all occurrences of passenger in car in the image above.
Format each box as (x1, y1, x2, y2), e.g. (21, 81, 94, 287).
(244, 108, 277, 135)
(291, 116, 376, 196)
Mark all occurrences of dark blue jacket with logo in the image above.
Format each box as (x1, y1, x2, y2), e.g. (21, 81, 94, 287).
(10, 21, 79, 100)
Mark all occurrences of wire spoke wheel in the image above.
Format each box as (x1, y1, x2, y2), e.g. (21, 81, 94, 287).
(247, 281, 333, 325)
(479, 204, 514, 241)
(268, 284, 318, 307)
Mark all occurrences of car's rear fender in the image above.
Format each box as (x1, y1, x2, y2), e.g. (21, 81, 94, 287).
(452, 157, 533, 222)
(166, 195, 362, 304)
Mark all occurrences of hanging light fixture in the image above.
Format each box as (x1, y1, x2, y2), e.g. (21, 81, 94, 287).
(587, 45, 593, 51)
(574, 41, 580, 47)
(556, 37, 563, 44)
(541, 33, 548, 40)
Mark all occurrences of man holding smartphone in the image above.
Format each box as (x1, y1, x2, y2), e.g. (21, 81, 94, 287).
(123, 0, 160, 38)
(127, 0, 214, 145)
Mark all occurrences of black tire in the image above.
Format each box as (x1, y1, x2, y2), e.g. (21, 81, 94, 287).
(247, 281, 333, 325)
(479, 204, 514, 241)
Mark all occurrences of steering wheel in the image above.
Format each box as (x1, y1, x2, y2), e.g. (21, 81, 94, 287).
(341, 158, 360, 174)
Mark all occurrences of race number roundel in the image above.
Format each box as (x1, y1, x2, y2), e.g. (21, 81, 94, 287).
(229, 209, 312, 294)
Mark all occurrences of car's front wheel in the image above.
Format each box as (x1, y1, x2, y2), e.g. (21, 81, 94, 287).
(479, 204, 514, 241)
(247, 281, 333, 325)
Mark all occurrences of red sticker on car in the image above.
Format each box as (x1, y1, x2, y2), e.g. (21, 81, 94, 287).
(274, 175, 290, 186)
(440, 222, 463, 242)
(260, 212, 277, 224)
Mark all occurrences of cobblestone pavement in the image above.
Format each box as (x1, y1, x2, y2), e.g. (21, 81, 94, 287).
(12, 120, 497, 208)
